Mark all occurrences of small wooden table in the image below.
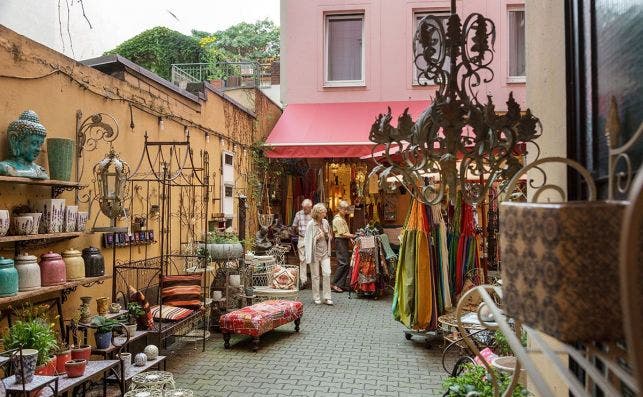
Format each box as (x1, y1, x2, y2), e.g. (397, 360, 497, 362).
(3, 374, 59, 396)
(40, 360, 119, 397)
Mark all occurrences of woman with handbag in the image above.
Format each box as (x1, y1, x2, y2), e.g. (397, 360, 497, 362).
(304, 203, 334, 305)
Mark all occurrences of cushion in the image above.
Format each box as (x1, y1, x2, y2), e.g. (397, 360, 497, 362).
(150, 305, 194, 322)
(161, 275, 202, 309)
(219, 300, 303, 337)
(271, 265, 298, 290)
(128, 285, 154, 330)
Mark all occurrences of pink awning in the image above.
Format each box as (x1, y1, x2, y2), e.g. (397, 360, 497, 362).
(265, 101, 430, 158)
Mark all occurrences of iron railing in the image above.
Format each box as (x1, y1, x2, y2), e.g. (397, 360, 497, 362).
(171, 61, 272, 89)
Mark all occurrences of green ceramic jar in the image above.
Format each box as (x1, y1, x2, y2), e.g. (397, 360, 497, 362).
(46, 138, 74, 181)
(0, 257, 19, 297)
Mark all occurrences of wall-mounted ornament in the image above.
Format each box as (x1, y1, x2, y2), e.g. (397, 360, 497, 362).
(92, 149, 130, 231)
(0, 110, 49, 179)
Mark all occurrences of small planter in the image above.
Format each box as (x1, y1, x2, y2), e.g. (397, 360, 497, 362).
(55, 350, 71, 375)
(204, 242, 244, 261)
(122, 323, 137, 337)
(71, 345, 92, 361)
(11, 349, 38, 383)
(64, 359, 87, 378)
(35, 356, 57, 376)
(94, 331, 112, 350)
(492, 356, 527, 384)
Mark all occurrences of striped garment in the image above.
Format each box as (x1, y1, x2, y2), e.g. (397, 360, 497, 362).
(128, 285, 154, 330)
(160, 275, 202, 308)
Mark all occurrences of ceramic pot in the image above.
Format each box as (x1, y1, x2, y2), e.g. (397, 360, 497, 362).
(12, 215, 33, 236)
(19, 212, 42, 234)
(122, 323, 137, 338)
(55, 350, 71, 375)
(143, 345, 158, 360)
(109, 303, 121, 313)
(36, 199, 65, 233)
(70, 345, 91, 361)
(134, 352, 147, 366)
(76, 211, 89, 232)
(15, 253, 41, 291)
(228, 274, 241, 287)
(11, 349, 38, 383)
(96, 297, 109, 316)
(79, 296, 92, 324)
(0, 210, 9, 236)
(94, 331, 112, 350)
(39, 251, 67, 286)
(82, 247, 104, 277)
(64, 359, 87, 378)
(0, 257, 19, 297)
(204, 242, 244, 260)
(119, 352, 132, 375)
(500, 200, 638, 342)
(35, 356, 56, 376)
(46, 138, 74, 181)
(62, 248, 85, 281)
(64, 206, 78, 233)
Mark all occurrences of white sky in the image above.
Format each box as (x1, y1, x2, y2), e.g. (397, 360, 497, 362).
(0, 0, 280, 60)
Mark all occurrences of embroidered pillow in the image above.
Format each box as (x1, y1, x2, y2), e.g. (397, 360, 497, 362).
(127, 285, 154, 330)
(150, 305, 194, 322)
(271, 265, 298, 290)
(161, 275, 202, 309)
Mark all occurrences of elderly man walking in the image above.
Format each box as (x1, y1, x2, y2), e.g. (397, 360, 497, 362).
(292, 199, 313, 288)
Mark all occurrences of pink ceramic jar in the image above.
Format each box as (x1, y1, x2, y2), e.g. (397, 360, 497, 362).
(39, 252, 67, 286)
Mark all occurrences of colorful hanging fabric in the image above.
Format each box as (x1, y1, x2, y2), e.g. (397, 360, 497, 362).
(455, 201, 481, 295)
(431, 205, 452, 311)
(448, 195, 462, 297)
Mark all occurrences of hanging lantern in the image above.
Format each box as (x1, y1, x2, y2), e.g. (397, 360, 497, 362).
(93, 149, 130, 225)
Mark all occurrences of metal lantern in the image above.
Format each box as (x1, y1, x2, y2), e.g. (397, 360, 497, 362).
(93, 148, 130, 225)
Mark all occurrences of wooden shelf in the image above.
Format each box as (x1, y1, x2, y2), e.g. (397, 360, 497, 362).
(0, 232, 82, 244)
(0, 175, 85, 189)
(0, 275, 111, 307)
(2, 374, 58, 393)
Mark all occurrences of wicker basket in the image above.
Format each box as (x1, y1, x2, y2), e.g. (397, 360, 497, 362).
(500, 201, 634, 342)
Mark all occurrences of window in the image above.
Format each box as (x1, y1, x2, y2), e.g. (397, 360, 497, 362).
(221, 151, 234, 217)
(508, 9, 526, 81)
(224, 185, 233, 198)
(224, 153, 233, 166)
(325, 13, 364, 86)
(413, 11, 450, 85)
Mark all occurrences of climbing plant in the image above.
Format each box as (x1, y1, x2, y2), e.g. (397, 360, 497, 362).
(106, 27, 205, 80)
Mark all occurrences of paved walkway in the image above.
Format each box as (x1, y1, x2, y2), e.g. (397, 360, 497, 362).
(164, 290, 451, 396)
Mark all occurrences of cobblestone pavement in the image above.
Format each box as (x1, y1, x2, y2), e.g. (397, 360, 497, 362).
(162, 290, 452, 397)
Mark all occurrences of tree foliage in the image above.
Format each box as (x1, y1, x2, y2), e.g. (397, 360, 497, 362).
(208, 19, 280, 62)
(106, 27, 205, 80)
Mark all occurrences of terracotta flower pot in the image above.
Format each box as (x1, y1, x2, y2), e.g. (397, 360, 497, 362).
(64, 359, 87, 378)
(35, 356, 57, 376)
(55, 350, 71, 375)
(71, 345, 92, 361)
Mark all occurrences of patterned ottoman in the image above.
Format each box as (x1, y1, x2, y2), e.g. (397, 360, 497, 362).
(219, 299, 303, 351)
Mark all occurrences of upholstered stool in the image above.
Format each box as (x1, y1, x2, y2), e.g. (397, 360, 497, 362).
(129, 371, 175, 391)
(219, 299, 303, 351)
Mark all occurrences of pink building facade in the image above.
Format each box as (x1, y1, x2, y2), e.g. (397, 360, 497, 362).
(269, 0, 526, 158)
(281, 0, 525, 106)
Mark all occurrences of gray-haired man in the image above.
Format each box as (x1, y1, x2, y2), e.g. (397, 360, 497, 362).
(292, 199, 313, 287)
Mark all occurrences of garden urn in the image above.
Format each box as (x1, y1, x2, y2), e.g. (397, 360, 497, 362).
(14, 253, 40, 291)
(62, 248, 85, 280)
(0, 257, 18, 297)
(78, 296, 92, 324)
(39, 251, 67, 286)
(46, 137, 74, 181)
(82, 246, 104, 277)
(11, 348, 39, 383)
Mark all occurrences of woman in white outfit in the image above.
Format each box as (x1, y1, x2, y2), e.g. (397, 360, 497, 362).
(304, 203, 333, 305)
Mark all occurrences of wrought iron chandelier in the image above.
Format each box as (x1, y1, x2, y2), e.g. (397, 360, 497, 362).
(369, 0, 542, 205)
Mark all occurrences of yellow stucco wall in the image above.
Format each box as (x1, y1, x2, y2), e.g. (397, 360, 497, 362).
(0, 25, 281, 320)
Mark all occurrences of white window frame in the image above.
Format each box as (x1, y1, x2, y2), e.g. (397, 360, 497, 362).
(507, 7, 526, 83)
(221, 151, 235, 218)
(412, 10, 450, 86)
(324, 13, 366, 87)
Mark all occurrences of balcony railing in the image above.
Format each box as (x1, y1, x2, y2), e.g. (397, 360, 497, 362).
(171, 62, 273, 90)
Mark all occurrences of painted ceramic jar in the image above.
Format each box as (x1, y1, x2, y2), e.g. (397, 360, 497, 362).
(14, 253, 41, 291)
(81, 247, 104, 277)
(0, 257, 19, 297)
(62, 248, 85, 281)
(35, 199, 65, 233)
(39, 251, 67, 286)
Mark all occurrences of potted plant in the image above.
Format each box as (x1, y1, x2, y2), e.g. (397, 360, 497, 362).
(90, 316, 119, 349)
(68, 317, 92, 361)
(203, 231, 244, 260)
(118, 302, 142, 336)
(442, 363, 530, 396)
(53, 341, 71, 375)
(2, 318, 58, 377)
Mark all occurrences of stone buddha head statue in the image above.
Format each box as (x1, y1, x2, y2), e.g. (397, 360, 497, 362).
(0, 110, 49, 179)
